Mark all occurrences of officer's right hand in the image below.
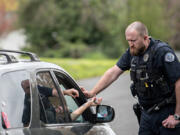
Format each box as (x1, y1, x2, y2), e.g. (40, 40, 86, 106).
(80, 87, 94, 98)
(162, 115, 180, 128)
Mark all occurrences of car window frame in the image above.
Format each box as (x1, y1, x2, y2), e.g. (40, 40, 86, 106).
(35, 68, 71, 126)
(52, 69, 95, 123)
(52, 71, 85, 122)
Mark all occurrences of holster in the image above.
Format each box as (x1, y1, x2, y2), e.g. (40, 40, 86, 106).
(130, 83, 137, 97)
(133, 103, 141, 125)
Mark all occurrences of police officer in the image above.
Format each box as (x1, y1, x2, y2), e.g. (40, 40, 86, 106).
(81, 21, 180, 135)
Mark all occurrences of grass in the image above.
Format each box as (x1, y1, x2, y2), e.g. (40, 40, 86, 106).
(41, 58, 117, 80)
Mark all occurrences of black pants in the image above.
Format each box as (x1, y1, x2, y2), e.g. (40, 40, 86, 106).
(139, 105, 180, 135)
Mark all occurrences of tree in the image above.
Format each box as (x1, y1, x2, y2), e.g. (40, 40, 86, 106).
(18, 0, 177, 58)
(18, 0, 127, 58)
(126, 0, 170, 41)
(0, 0, 18, 35)
(166, 0, 180, 50)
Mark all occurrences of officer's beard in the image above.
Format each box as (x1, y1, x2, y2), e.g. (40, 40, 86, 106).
(130, 44, 146, 56)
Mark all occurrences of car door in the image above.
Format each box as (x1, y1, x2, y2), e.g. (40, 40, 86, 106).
(0, 70, 32, 135)
(32, 69, 114, 135)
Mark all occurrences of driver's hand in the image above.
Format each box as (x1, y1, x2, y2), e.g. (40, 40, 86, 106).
(64, 89, 79, 98)
(55, 106, 63, 113)
(88, 97, 102, 106)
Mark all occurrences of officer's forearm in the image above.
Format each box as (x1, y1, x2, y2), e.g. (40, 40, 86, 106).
(175, 78, 180, 115)
(91, 65, 123, 95)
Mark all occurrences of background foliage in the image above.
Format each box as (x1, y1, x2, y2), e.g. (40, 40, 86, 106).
(18, 0, 179, 58)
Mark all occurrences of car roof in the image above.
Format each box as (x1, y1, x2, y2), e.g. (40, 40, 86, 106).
(0, 61, 64, 71)
(0, 50, 68, 75)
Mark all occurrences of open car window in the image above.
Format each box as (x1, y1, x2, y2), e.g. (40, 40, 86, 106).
(54, 72, 85, 123)
(36, 71, 67, 124)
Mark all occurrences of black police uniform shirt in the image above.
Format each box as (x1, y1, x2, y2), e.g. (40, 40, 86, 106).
(22, 86, 53, 125)
(116, 38, 180, 93)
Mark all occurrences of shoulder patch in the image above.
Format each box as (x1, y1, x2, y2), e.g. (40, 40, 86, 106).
(165, 52, 175, 62)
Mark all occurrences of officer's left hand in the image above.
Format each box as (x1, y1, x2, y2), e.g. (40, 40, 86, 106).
(162, 115, 180, 128)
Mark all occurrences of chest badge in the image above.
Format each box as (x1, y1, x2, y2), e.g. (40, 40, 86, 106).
(143, 53, 149, 62)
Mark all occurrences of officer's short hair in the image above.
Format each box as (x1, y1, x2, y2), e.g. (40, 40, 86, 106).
(126, 21, 149, 37)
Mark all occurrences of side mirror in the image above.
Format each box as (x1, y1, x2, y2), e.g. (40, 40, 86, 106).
(95, 105, 115, 123)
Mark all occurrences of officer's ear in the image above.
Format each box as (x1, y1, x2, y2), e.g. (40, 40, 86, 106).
(143, 35, 149, 41)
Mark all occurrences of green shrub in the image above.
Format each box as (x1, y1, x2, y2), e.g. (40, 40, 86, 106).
(41, 58, 117, 80)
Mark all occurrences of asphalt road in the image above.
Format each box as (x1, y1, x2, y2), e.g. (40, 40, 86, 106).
(78, 72, 139, 135)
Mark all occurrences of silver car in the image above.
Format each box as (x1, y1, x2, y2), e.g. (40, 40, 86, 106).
(0, 50, 116, 135)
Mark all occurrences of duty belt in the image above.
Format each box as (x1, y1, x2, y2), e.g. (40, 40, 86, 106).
(142, 96, 175, 114)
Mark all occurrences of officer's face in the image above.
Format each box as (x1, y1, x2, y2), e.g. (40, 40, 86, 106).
(126, 30, 146, 56)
